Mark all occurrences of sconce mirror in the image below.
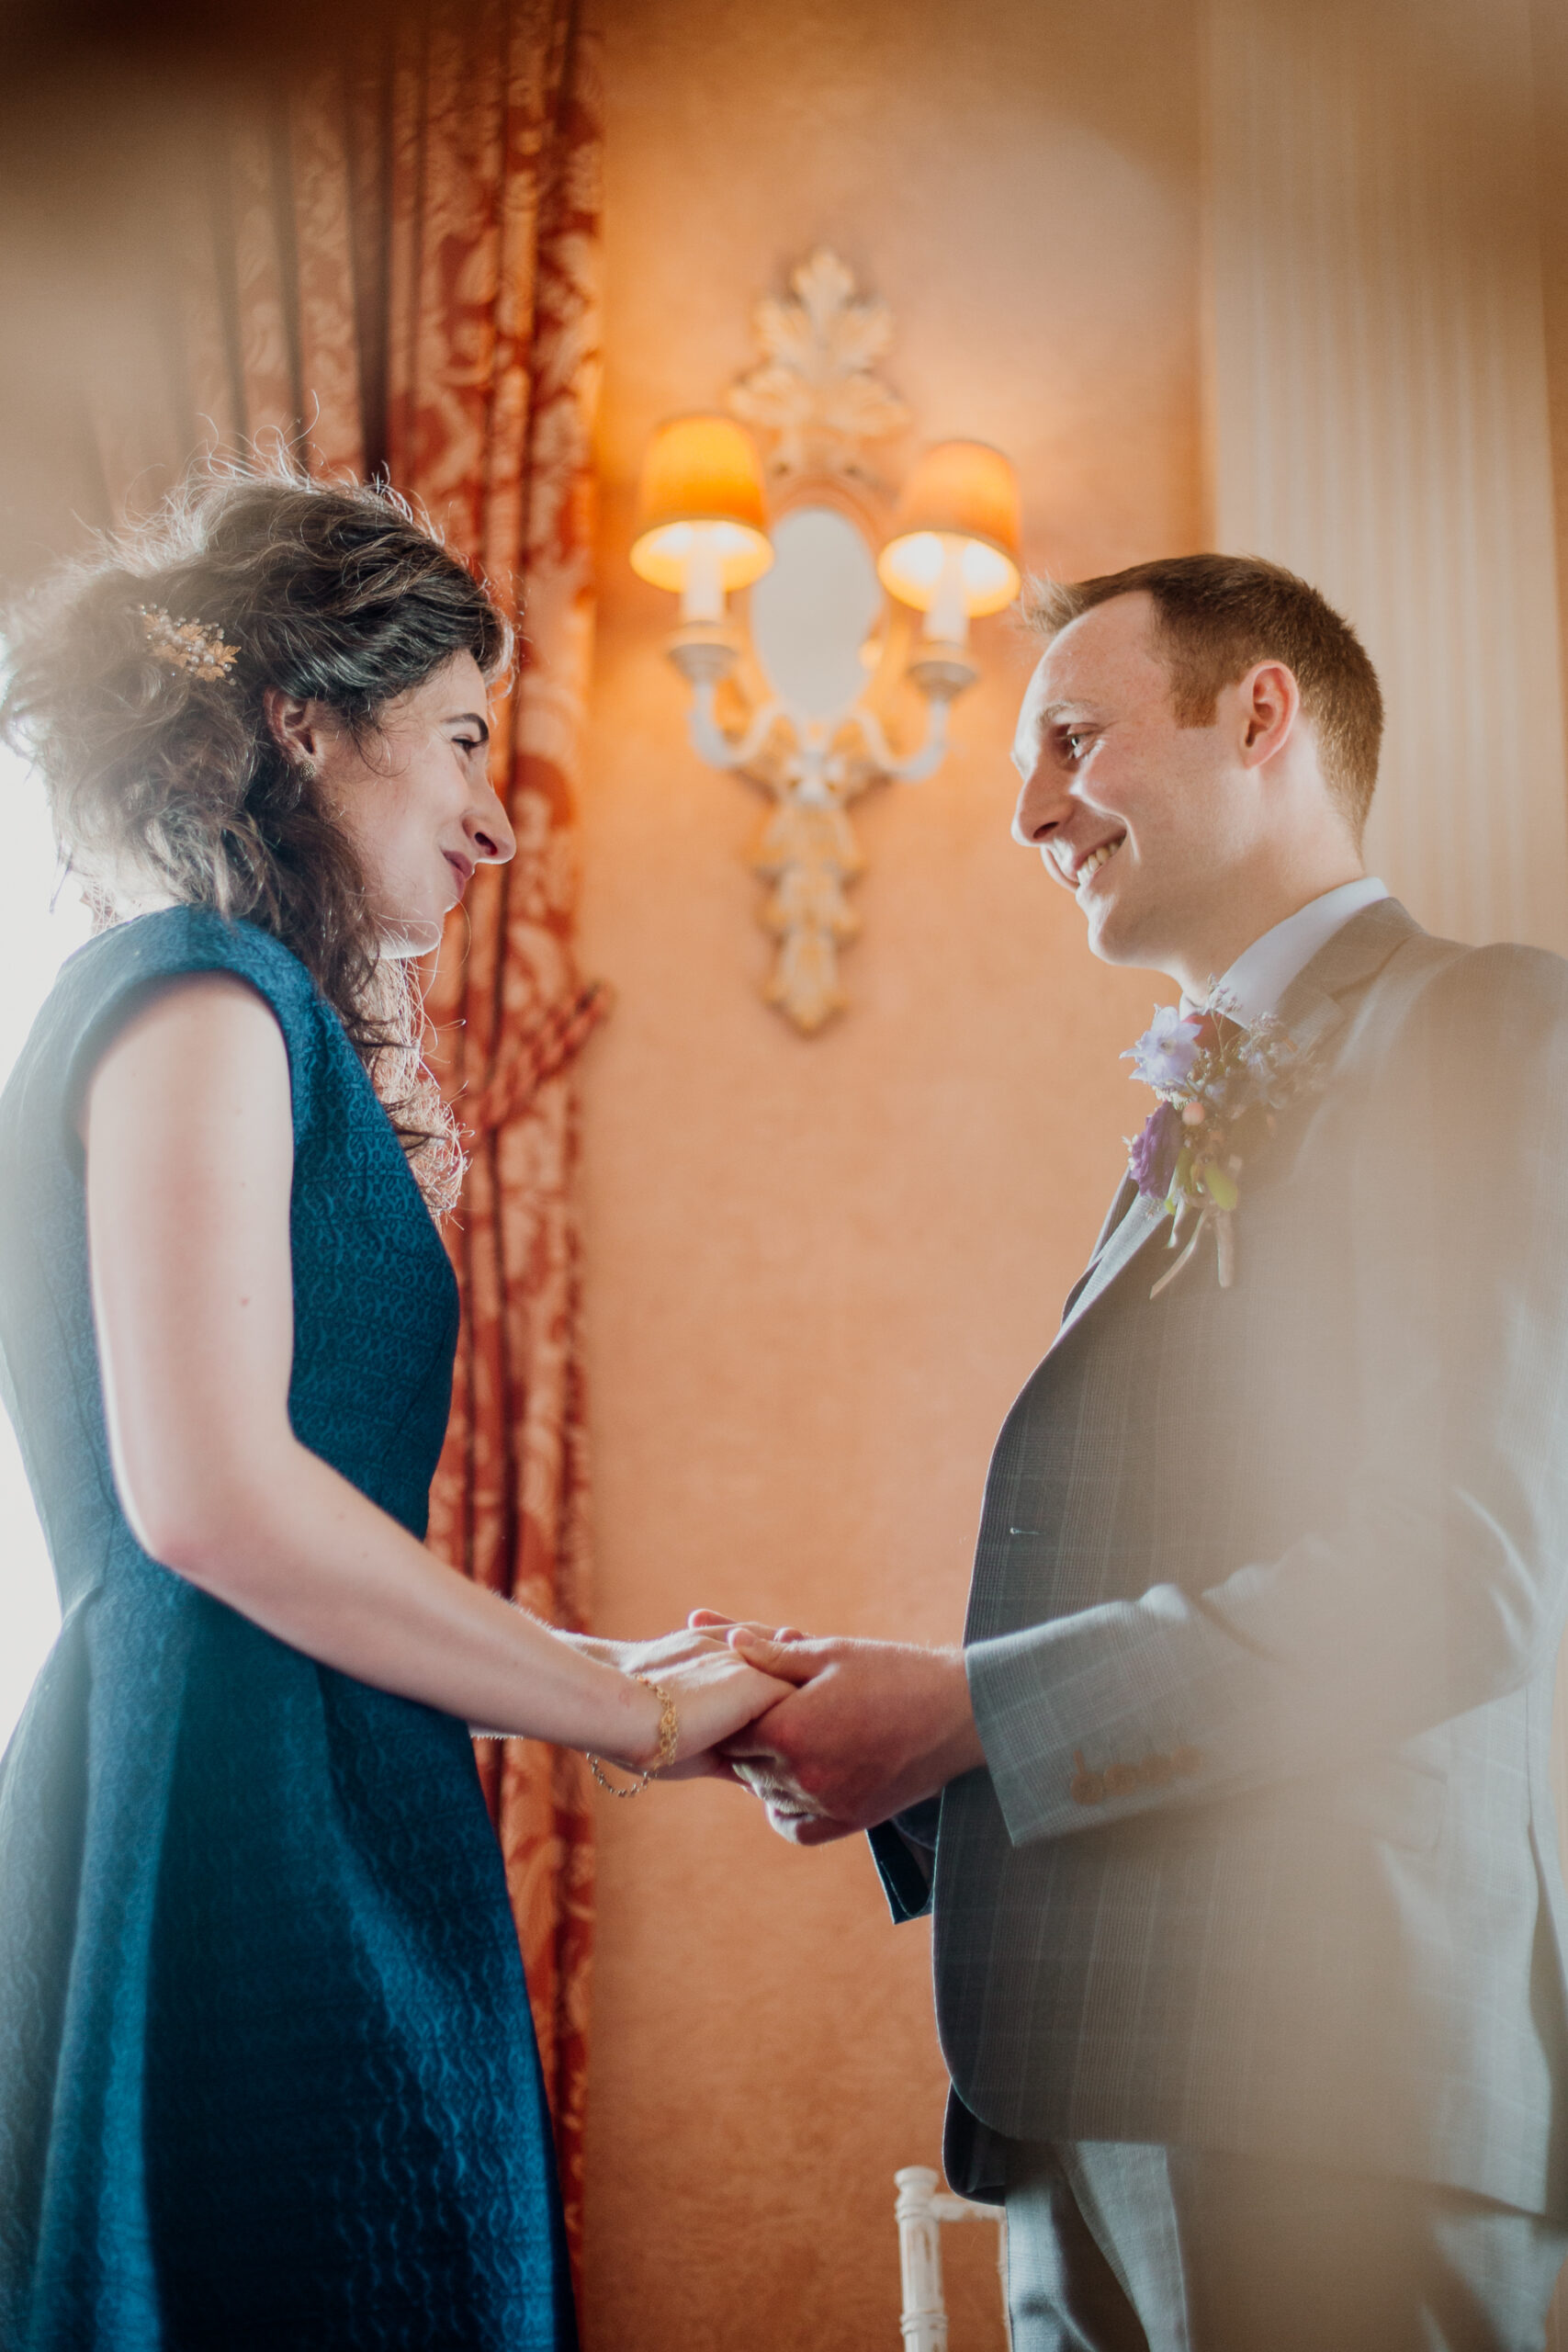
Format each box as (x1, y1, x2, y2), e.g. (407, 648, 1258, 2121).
(749, 506, 881, 728)
(633, 250, 1021, 1034)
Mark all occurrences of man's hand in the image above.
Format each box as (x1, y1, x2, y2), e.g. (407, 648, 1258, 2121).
(688, 1613, 987, 1843)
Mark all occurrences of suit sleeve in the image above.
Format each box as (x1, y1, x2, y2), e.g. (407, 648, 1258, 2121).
(966, 944, 1568, 1847)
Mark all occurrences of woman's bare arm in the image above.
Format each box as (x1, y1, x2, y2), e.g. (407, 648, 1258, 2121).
(82, 973, 781, 1764)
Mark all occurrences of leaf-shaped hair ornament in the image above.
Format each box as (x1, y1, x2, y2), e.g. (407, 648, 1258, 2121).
(138, 605, 241, 684)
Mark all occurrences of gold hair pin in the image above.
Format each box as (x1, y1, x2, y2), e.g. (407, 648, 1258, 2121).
(138, 605, 240, 683)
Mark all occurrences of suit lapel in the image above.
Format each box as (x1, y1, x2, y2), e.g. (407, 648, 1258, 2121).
(1053, 1188, 1171, 1351)
(1086, 1172, 1137, 1264)
(1047, 899, 1425, 1358)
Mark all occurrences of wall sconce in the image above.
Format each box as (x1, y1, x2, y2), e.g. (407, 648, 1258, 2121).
(628, 413, 773, 634)
(631, 251, 1021, 1035)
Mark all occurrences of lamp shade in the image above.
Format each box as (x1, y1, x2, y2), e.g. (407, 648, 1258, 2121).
(629, 414, 773, 594)
(877, 439, 1021, 618)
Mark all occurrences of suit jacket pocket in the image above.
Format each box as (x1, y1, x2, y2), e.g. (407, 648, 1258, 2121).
(1246, 1755, 1449, 1853)
(1313, 1755, 1448, 1852)
(1113, 1755, 1449, 1857)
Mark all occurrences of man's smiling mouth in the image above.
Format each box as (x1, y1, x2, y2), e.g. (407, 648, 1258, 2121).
(1051, 834, 1127, 889)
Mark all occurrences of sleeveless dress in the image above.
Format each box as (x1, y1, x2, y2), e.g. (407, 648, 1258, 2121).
(0, 908, 577, 2352)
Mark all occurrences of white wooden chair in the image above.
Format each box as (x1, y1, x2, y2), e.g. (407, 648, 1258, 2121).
(895, 2165, 1012, 2349)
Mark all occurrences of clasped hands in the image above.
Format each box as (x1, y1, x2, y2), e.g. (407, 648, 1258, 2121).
(579, 1613, 986, 1841)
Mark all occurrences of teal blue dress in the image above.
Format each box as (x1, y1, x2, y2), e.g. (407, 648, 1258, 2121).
(0, 909, 577, 2350)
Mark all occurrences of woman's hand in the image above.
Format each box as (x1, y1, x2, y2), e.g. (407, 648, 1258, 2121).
(588, 1644, 790, 1782)
(561, 1628, 789, 1783)
(565, 1625, 734, 1679)
(652, 1646, 793, 1779)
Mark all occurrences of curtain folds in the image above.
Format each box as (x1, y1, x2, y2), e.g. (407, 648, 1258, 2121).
(94, 0, 605, 2265)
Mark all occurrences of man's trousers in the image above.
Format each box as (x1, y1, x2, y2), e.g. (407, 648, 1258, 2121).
(1004, 2142, 1568, 2352)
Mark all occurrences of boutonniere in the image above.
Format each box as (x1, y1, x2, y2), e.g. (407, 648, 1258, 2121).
(1122, 996, 1319, 1295)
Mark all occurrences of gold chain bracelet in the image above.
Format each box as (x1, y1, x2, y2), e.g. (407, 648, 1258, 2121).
(586, 1673, 679, 1799)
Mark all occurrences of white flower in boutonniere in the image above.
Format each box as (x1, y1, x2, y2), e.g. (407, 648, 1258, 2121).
(1122, 994, 1321, 1295)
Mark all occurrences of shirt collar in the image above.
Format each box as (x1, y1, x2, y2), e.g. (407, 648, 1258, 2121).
(1179, 876, 1391, 1025)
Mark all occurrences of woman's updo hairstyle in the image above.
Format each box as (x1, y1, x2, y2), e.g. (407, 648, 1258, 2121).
(1, 464, 513, 1213)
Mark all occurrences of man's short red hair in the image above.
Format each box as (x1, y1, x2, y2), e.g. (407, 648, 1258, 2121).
(1026, 554, 1383, 840)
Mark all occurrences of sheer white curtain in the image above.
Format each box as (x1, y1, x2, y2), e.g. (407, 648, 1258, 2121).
(0, 743, 93, 1749)
(1202, 0, 1568, 957)
(1202, 18, 1568, 2327)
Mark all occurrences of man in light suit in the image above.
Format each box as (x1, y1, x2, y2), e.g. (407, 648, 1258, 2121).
(701, 556, 1568, 2348)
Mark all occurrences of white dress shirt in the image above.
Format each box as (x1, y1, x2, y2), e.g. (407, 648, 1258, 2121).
(1179, 876, 1391, 1025)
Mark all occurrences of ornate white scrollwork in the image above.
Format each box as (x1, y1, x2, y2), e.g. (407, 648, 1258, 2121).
(665, 256, 967, 1033)
(678, 662, 956, 1035)
(728, 247, 910, 484)
(650, 251, 998, 1035)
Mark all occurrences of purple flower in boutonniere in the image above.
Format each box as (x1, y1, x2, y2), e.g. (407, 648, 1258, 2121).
(1121, 990, 1321, 1295)
(1128, 1099, 1181, 1198)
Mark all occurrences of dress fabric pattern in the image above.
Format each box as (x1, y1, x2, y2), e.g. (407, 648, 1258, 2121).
(0, 908, 577, 2351)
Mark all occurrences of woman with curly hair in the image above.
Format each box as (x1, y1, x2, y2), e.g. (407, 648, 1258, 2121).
(0, 469, 784, 2350)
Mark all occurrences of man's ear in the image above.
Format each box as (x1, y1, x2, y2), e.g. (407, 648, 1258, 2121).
(1235, 660, 1301, 772)
(263, 686, 324, 769)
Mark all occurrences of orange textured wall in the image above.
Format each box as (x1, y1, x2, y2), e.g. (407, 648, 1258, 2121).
(578, 4, 1202, 2345)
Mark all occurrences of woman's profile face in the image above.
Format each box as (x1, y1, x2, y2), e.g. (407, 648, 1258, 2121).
(269, 652, 516, 956)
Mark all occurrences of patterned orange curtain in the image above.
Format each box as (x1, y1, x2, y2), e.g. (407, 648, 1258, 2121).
(93, 0, 605, 2261)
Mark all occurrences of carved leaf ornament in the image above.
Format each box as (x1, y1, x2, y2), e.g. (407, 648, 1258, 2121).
(716, 251, 939, 1029)
(729, 247, 910, 480)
